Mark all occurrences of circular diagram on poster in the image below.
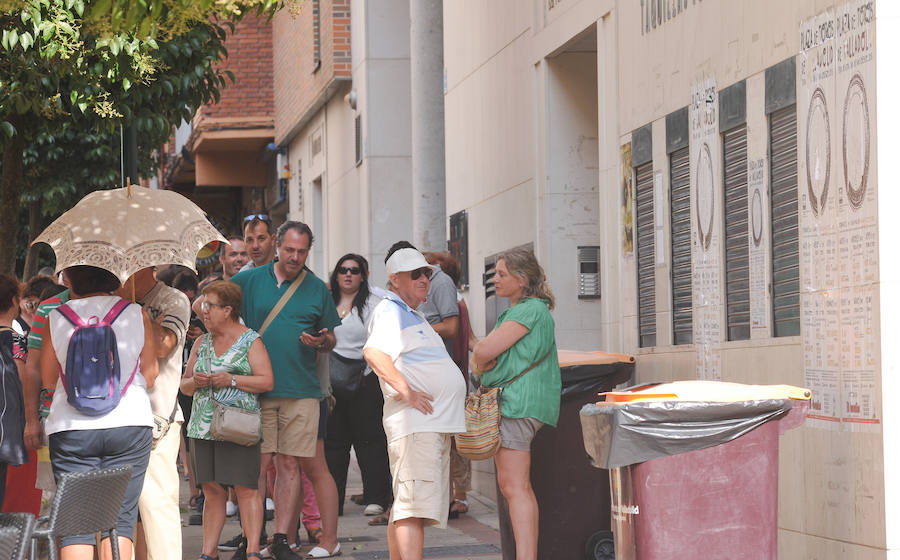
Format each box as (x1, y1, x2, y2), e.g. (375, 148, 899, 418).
(751, 188, 763, 247)
(695, 143, 714, 251)
(805, 87, 831, 218)
(843, 73, 870, 211)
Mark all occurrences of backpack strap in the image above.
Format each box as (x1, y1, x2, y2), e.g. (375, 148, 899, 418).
(102, 299, 131, 325)
(56, 303, 85, 328)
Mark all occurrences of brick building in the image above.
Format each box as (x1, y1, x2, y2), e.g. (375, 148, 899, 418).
(158, 14, 275, 238)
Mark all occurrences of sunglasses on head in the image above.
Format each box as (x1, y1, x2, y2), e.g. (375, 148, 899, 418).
(337, 266, 361, 275)
(243, 213, 271, 223)
(410, 268, 432, 280)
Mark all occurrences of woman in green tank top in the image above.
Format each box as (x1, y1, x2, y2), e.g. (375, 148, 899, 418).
(472, 249, 560, 560)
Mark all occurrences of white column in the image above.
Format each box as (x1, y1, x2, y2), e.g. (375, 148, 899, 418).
(410, 0, 446, 251)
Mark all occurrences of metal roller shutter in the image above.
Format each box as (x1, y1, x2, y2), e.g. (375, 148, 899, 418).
(769, 106, 800, 337)
(669, 146, 692, 345)
(635, 161, 656, 347)
(723, 124, 750, 341)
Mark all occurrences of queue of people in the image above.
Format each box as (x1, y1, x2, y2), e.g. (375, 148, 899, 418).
(0, 212, 562, 560)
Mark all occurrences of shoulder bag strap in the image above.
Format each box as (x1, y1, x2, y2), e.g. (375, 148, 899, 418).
(501, 346, 554, 389)
(257, 270, 307, 337)
(204, 333, 221, 404)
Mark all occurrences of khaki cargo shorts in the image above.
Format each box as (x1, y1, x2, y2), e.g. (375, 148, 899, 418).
(388, 432, 451, 528)
(259, 397, 319, 457)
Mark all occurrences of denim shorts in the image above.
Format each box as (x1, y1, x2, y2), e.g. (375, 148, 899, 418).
(49, 426, 152, 546)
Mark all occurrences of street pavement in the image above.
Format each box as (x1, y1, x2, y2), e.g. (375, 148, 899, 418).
(180, 454, 503, 560)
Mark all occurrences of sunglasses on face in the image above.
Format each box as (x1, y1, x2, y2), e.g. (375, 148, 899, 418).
(243, 213, 271, 223)
(410, 268, 432, 280)
(23, 300, 38, 311)
(337, 266, 361, 275)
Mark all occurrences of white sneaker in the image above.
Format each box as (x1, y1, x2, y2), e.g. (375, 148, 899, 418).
(265, 497, 275, 511)
(225, 501, 237, 517)
(364, 503, 385, 516)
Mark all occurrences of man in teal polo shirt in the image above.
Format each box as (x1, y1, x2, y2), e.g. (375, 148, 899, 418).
(230, 221, 342, 560)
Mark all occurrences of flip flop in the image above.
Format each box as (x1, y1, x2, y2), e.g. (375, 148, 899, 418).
(305, 542, 341, 558)
(368, 514, 389, 526)
(200, 555, 218, 560)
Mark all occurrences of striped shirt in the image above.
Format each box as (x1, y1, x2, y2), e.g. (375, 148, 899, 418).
(28, 289, 69, 417)
(364, 290, 466, 442)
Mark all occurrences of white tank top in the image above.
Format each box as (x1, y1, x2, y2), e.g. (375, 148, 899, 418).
(45, 295, 153, 435)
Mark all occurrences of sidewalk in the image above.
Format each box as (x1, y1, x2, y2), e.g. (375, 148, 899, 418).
(180, 454, 502, 560)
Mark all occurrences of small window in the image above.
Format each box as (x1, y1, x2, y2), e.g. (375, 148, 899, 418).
(723, 124, 750, 341)
(769, 105, 800, 336)
(635, 161, 656, 347)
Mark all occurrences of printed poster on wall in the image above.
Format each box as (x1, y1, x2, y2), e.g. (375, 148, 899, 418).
(748, 157, 770, 337)
(622, 142, 634, 257)
(799, 0, 879, 432)
(689, 78, 722, 381)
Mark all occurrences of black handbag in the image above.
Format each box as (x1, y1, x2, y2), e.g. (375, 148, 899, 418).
(329, 352, 366, 398)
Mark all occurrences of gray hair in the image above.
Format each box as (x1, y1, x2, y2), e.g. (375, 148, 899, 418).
(276, 221, 315, 247)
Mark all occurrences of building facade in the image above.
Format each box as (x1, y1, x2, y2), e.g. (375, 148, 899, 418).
(272, 0, 415, 283)
(158, 14, 276, 237)
(444, 0, 894, 557)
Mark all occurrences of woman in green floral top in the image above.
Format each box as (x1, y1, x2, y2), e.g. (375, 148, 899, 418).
(472, 249, 560, 560)
(181, 282, 273, 560)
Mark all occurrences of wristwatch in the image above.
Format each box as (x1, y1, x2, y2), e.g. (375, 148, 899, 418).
(231, 375, 236, 388)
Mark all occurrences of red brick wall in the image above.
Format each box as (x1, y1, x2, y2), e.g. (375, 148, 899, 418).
(197, 15, 274, 121)
(272, 0, 351, 144)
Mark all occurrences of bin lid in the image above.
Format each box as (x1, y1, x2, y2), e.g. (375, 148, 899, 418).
(602, 380, 811, 404)
(558, 350, 635, 368)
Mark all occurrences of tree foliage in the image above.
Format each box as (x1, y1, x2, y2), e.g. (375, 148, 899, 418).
(0, 0, 281, 275)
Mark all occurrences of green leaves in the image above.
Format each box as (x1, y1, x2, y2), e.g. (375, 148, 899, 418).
(0, 121, 15, 138)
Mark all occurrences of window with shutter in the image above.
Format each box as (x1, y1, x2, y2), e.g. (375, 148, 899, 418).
(669, 146, 692, 344)
(723, 124, 750, 341)
(769, 106, 800, 336)
(635, 161, 656, 347)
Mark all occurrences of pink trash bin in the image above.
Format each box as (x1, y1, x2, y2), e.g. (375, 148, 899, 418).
(580, 381, 811, 560)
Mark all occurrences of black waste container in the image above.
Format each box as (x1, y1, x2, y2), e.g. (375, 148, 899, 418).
(497, 350, 634, 560)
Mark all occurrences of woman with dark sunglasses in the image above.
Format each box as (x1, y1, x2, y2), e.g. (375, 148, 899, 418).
(323, 254, 392, 522)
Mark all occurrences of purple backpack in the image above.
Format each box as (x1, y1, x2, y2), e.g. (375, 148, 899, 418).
(56, 299, 138, 416)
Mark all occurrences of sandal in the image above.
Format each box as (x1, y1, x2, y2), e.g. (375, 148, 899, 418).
(247, 554, 262, 560)
(305, 543, 341, 558)
(200, 555, 219, 560)
(448, 499, 469, 519)
(368, 514, 389, 526)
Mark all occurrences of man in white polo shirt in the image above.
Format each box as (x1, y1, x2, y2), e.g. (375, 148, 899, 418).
(363, 244, 466, 560)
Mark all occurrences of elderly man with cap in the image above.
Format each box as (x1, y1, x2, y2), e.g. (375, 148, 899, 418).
(363, 243, 466, 560)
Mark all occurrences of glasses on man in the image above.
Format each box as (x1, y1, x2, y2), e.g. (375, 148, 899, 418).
(23, 300, 38, 311)
(337, 266, 361, 275)
(243, 213, 271, 223)
(200, 301, 227, 312)
(410, 268, 432, 280)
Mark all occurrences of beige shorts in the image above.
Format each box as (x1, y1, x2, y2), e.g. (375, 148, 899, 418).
(259, 397, 319, 457)
(388, 432, 451, 529)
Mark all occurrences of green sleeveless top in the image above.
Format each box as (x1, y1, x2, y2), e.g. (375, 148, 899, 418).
(187, 330, 261, 440)
(480, 298, 561, 427)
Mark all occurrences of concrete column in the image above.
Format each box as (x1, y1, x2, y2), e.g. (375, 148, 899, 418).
(409, 0, 446, 251)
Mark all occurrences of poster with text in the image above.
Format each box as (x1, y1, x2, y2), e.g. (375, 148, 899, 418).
(799, 1, 880, 431)
(689, 77, 722, 380)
